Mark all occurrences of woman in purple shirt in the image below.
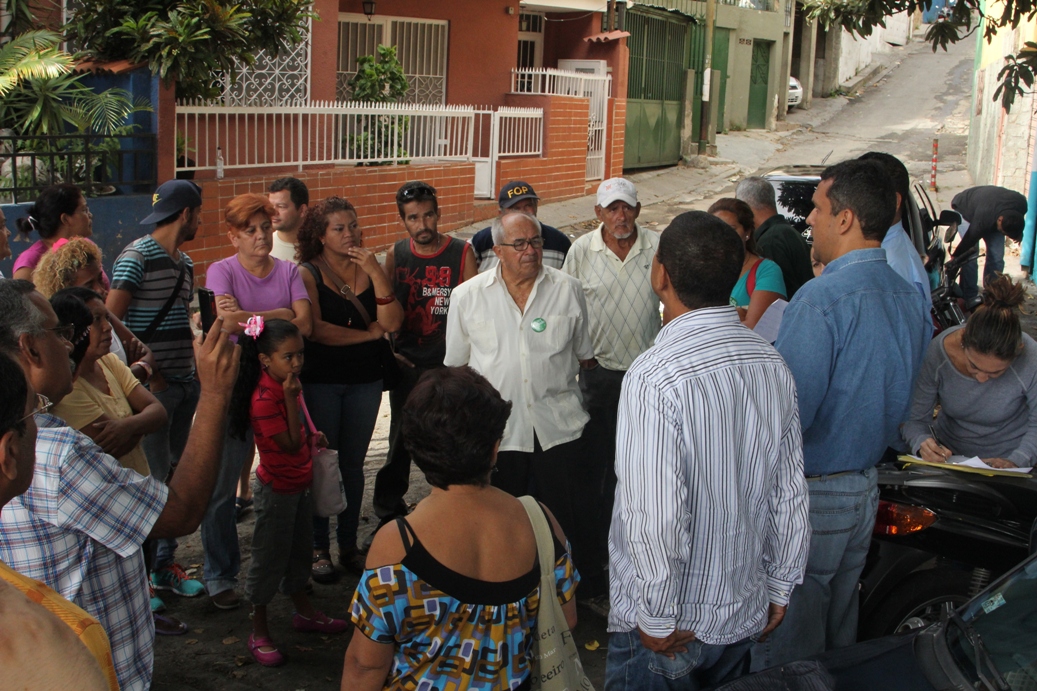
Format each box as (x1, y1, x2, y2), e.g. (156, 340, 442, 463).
(200, 193, 312, 610)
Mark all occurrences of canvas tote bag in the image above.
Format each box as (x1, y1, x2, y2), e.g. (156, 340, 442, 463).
(299, 395, 346, 517)
(518, 495, 595, 691)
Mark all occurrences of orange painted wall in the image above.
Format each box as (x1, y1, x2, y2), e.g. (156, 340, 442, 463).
(183, 162, 475, 284)
(543, 12, 629, 98)
(337, 0, 519, 107)
(311, 0, 341, 102)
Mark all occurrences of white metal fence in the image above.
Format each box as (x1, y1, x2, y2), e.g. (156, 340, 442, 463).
(511, 68, 611, 181)
(473, 107, 544, 198)
(175, 101, 481, 171)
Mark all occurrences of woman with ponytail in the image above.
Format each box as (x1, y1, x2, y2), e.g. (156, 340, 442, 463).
(903, 275, 1037, 468)
(227, 317, 347, 668)
(12, 184, 95, 282)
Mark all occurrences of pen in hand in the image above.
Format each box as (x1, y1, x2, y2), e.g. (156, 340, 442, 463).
(928, 425, 954, 462)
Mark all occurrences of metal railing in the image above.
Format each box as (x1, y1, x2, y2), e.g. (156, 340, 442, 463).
(0, 133, 157, 204)
(473, 106, 546, 198)
(510, 68, 610, 181)
(175, 100, 479, 172)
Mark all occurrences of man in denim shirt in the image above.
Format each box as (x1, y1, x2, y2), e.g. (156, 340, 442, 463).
(755, 159, 929, 670)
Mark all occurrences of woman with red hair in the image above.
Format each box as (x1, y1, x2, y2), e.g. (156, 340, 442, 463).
(195, 193, 313, 611)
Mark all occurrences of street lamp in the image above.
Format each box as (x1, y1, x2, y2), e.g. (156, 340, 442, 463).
(362, 0, 375, 19)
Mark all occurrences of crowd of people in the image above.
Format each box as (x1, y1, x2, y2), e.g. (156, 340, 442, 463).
(0, 150, 1034, 691)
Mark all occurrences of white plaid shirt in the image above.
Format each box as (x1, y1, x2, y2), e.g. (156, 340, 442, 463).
(561, 224, 661, 371)
(0, 413, 168, 691)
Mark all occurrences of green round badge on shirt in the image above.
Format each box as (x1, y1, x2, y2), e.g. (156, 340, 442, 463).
(531, 318, 547, 333)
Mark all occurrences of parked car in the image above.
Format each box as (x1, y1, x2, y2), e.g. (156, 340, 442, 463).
(714, 547, 1037, 691)
(788, 77, 804, 109)
(760, 165, 928, 258)
(858, 461, 1037, 639)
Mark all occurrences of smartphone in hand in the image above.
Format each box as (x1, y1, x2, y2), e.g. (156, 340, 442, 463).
(198, 287, 217, 338)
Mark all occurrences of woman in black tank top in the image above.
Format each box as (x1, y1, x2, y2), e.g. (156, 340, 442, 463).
(342, 367, 580, 690)
(296, 197, 404, 579)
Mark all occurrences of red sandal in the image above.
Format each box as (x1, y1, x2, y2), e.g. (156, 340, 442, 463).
(247, 633, 285, 667)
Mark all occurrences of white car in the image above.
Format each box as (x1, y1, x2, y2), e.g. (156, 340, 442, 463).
(787, 76, 803, 109)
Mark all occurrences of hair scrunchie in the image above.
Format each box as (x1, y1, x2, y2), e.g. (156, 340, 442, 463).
(240, 314, 264, 339)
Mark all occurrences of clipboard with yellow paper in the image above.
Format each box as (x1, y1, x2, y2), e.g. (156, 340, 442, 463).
(896, 455, 1033, 478)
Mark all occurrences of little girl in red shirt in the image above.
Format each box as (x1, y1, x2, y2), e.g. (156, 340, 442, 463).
(229, 316, 348, 667)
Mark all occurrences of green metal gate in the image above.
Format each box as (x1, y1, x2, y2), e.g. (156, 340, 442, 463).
(747, 40, 772, 130)
(712, 28, 731, 132)
(624, 8, 690, 169)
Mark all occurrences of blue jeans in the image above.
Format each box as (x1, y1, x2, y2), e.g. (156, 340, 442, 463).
(751, 468, 878, 671)
(141, 378, 200, 570)
(605, 630, 752, 691)
(303, 380, 382, 552)
(200, 427, 254, 595)
(959, 230, 1006, 303)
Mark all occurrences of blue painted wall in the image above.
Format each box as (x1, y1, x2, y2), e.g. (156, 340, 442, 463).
(2, 194, 156, 278)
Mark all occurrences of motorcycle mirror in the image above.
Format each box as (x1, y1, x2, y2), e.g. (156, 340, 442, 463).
(939, 210, 962, 226)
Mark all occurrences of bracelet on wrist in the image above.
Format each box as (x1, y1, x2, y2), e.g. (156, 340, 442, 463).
(375, 295, 396, 305)
(131, 359, 153, 384)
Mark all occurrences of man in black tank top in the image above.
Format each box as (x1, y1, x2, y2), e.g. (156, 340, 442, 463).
(372, 182, 477, 523)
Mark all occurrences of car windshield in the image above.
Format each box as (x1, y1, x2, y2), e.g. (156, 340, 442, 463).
(769, 179, 817, 236)
(946, 556, 1037, 689)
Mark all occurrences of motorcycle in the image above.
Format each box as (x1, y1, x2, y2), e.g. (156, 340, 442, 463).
(915, 183, 970, 333)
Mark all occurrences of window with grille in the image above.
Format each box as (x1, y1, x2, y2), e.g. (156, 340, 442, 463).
(337, 14, 448, 104)
(517, 12, 544, 69)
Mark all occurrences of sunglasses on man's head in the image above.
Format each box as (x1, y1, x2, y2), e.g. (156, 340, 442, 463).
(398, 184, 437, 202)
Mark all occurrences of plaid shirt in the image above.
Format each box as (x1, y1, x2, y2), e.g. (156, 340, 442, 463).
(0, 413, 168, 691)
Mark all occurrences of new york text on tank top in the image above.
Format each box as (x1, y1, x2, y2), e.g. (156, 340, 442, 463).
(392, 237, 467, 367)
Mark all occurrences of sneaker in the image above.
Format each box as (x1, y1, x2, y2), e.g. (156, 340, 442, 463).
(151, 564, 205, 597)
(210, 589, 241, 610)
(149, 585, 166, 613)
(292, 610, 348, 634)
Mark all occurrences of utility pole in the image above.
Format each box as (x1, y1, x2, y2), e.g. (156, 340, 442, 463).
(697, 0, 717, 155)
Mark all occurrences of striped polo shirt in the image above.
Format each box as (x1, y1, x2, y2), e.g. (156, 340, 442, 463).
(110, 235, 196, 382)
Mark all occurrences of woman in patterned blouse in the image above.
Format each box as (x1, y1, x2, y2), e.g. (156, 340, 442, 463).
(341, 366, 580, 690)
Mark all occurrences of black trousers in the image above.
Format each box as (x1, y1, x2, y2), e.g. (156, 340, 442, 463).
(373, 363, 438, 519)
(494, 433, 587, 577)
(572, 364, 625, 592)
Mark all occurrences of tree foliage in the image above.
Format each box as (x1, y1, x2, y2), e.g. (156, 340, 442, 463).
(64, 0, 314, 101)
(801, 0, 1037, 111)
(0, 29, 150, 136)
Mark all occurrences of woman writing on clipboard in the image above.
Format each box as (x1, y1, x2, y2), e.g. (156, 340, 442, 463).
(902, 275, 1037, 469)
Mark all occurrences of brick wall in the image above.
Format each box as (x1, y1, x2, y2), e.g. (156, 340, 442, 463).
(498, 94, 591, 204)
(609, 97, 627, 179)
(182, 162, 475, 284)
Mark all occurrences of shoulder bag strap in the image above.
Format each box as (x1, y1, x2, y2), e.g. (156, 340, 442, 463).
(140, 261, 187, 344)
(746, 258, 763, 298)
(313, 256, 374, 327)
(518, 496, 556, 581)
(297, 391, 319, 456)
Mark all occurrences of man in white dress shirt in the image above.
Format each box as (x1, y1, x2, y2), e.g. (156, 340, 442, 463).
(606, 211, 810, 690)
(445, 210, 597, 570)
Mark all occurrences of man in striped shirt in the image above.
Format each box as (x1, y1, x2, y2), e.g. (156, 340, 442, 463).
(107, 180, 205, 601)
(607, 211, 809, 690)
